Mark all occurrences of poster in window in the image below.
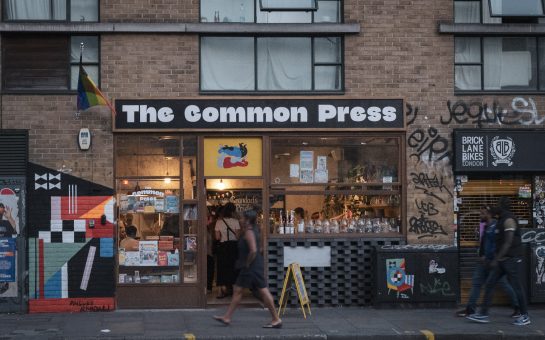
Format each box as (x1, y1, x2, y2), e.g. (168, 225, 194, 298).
(165, 195, 179, 213)
(139, 241, 158, 266)
(204, 138, 262, 177)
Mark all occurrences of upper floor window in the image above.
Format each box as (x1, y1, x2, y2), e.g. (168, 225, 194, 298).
(454, 0, 545, 23)
(2, 35, 99, 92)
(200, 0, 341, 23)
(489, 0, 544, 17)
(455, 36, 545, 92)
(200, 36, 342, 93)
(3, 0, 99, 22)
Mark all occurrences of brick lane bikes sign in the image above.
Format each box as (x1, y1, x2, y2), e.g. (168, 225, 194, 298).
(453, 129, 545, 172)
(114, 99, 404, 130)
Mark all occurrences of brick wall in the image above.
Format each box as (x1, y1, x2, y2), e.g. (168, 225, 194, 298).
(1, 0, 544, 250)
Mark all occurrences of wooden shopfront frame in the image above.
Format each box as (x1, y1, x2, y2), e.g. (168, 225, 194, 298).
(113, 97, 407, 309)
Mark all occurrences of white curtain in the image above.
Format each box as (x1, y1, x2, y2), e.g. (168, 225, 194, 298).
(455, 37, 481, 90)
(4, 0, 65, 20)
(483, 38, 503, 89)
(257, 38, 311, 90)
(201, 37, 255, 91)
(454, 1, 480, 23)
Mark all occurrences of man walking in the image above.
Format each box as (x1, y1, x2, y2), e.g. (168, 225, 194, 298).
(456, 206, 520, 318)
(467, 198, 530, 326)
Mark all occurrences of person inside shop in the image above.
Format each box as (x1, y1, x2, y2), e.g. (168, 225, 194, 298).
(456, 206, 520, 318)
(213, 208, 282, 328)
(125, 213, 139, 239)
(0, 202, 17, 237)
(141, 214, 162, 240)
(215, 203, 240, 299)
(118, 225, 127, 246)
(120, 225, 139, 251)
(160, 214, 180, 237)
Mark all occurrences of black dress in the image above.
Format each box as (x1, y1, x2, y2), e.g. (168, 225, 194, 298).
(216, 226, 238, 286)
(235, 227, 266, 289)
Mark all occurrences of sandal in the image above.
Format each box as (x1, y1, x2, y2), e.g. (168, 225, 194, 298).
(213, 316, 230, 326)
(263, 321, 282, 329)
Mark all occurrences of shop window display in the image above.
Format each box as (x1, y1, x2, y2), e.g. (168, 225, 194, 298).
(269, 136, 402, 235)
(115, 135, 198, 285)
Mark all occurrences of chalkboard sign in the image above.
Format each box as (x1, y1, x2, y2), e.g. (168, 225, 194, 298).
(278, 262, 311, 318)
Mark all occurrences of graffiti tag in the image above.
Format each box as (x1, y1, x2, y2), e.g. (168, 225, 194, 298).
(420, 278, 455, 296)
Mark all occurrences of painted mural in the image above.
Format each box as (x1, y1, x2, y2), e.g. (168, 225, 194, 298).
(28, 163, 115, 313)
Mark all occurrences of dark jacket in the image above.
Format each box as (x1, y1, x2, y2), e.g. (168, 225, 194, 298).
(495, 211, 522, 258)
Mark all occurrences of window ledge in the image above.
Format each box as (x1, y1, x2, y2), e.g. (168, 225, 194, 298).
(0, 22, 360, 35)
(455, 90, 545, 96)
(439, 21, 545, 35)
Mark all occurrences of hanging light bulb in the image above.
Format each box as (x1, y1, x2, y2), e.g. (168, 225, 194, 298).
(217, 179, 226, 191)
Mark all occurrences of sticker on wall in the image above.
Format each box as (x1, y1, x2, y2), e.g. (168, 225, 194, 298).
(386, 258, 414, 299)
(428, 260, 446, 274)
(536, 246, 545, 286)
(204, 138, 262, 177)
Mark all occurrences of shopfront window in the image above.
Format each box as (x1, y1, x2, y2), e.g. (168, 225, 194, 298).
(269, 136, 402, 235)
(115, 135, 199, 285)
(200, 0, 341, 23)
(200, 36, 343, 92)
(455, 36, 540, 92)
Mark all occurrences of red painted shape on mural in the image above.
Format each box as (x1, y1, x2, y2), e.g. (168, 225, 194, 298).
(38, 239, 44, 299)
(29, 297, 115, 313)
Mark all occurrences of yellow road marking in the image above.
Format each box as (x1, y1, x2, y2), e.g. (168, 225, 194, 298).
(420, 329, 435, 340)
(184, 333, 196, 340)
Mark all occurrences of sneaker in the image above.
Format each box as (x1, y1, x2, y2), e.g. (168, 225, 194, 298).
(456, 308, 473, 317)
(513, 315, 531, 326)
(511, 309, 522, 319)
(466, 313, 490, 323)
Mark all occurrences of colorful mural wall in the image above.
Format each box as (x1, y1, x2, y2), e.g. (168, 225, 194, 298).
(28, 163, 115, 313)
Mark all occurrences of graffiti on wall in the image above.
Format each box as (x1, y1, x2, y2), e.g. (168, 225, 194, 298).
(534, 176, 545, 229)
(406, 104, 453, 242)
(536, 246, 545, 286)
(28, 163, 115, 313)
(442, 97, 545, 128)
(408, 127, 451, 165)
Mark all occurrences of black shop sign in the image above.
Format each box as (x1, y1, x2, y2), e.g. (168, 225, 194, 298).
(114, 99, 404, 130)
(454, 129, 545, 172)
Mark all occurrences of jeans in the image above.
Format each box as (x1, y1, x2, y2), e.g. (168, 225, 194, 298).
(481, 257, 528, 316)
(466, 262, 519, 312)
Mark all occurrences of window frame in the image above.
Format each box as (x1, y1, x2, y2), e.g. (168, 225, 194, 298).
(199, 0, 343, 24)
(1, 0, 100, 23)
(199, 35, 344, 95)
(1, 34, 100, 94)
(259, 0, 318, 12)
(454, 35, 544, 94)
(70, 35, 101, 91)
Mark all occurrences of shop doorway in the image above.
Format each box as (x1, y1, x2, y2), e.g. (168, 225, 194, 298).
(205, 178, 264, 306)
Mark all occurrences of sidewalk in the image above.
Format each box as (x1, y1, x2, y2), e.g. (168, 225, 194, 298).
(1, 306, 545, 339)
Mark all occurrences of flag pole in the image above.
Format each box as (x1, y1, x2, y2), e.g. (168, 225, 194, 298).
(75, 42, 84, 119)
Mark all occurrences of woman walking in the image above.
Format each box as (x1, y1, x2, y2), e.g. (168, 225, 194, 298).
(213, 209, 282, 328)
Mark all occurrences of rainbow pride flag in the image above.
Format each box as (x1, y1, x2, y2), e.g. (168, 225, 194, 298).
(77, 58, 115, 114)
